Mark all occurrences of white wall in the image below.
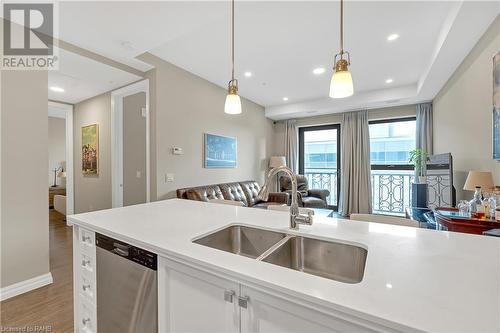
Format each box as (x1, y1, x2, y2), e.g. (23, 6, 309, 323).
(1, 69, 50, 288)
(139, 53, 275, 200)
(434, 16, 500, 200)
(48, 117, 66, 186)
(273, 104, 417, 156)
(73, 93, 112, 213)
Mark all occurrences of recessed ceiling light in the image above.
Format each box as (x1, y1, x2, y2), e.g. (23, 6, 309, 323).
(387, 34, 399, 42)
(283, 97, 289, 101)
(50, 86, 65, 93)
(244, 71, 252, 77)
(312, 67, 325, 75)
(385, 78, 393, 84)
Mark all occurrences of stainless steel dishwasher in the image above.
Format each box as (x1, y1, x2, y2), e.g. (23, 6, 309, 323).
(96, 233, 158, 333)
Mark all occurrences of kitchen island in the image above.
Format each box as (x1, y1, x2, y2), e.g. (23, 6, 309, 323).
(69, 199, 500, 333)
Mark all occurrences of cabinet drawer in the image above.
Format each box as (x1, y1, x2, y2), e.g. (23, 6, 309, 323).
(79, 228, 95, 255)
(80, 252, 95, 276)
(78, 271, 96, 304)
(78, 297, 96, 333)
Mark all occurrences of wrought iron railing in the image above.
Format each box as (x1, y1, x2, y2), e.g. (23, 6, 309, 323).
(304, 169, 338, 206)
(304, 169, 452, 215)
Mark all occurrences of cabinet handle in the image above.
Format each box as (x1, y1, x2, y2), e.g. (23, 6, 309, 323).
(224, 290, 235, 303)
(238, 296, 249, 309)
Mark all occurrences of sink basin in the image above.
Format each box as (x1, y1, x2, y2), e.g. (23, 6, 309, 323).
(262, 236, 367, 283)
(194, 225, 287, 259)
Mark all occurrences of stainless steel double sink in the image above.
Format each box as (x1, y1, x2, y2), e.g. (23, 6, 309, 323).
(193, 225, 367, 284)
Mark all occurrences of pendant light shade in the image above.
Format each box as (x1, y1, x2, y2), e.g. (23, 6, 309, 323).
(329, 0, 353, 99)
(225, 80, 242, 114)
(329, 57, 353, 98)
(224, 0, 242, 114)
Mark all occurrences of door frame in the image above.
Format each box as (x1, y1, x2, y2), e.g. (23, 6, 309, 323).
(48, 101, 74, 218)
(111, 79, 150, 208)
(298, 124, 341, 211)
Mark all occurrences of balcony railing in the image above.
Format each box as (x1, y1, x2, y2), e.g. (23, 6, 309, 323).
(304, 169, 452, 215)
(304, 169, 337, 206)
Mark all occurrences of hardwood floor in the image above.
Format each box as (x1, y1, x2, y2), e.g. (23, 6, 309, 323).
(1, 210, 74, 333)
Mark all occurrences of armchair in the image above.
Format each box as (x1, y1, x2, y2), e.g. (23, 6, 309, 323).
(280, 175, 330, 208)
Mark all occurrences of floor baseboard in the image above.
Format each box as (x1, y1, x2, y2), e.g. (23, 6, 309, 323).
(0, 272, 53, 301)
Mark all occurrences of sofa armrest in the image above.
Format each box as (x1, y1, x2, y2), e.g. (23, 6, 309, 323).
(308, 188, 330, 201)
(266, 192, 289, 205)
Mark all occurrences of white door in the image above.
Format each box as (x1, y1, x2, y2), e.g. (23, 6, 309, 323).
(240, 285, 374, 333)
(159, 259, 240, 333)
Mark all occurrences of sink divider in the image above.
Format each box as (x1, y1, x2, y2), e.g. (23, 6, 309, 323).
(256, 234, 295, 261)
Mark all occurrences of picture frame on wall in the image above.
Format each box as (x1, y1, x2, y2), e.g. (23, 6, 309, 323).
(82, 124, 99, 174)
(493, 52, 500, 160)
(204, 133, 237, 168)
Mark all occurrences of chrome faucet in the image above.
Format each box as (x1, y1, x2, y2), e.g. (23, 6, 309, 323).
(258, 166, 313, 230)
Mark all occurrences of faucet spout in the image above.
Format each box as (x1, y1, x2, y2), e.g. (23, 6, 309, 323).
(258, 166, 313, 230)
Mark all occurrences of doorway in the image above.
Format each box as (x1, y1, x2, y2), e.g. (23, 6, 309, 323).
(298, 124, 340, 210)
(111, 80, 150, 207)
(48, 101, 74, 218)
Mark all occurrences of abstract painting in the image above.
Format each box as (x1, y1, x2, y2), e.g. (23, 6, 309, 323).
(204, 133, 237, 168)
(494, 52, 500, 160)
(82, 124, 99, 174)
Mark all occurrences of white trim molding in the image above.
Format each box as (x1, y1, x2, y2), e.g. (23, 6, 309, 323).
(111, 79, 150, 208)
(0, 272, 53, 301)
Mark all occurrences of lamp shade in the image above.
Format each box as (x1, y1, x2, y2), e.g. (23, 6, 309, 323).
(329, 70, 353, 99)
(463, 171, 494, 191)
(57, 171, 66, 178)
(224, 93, 242, 114)
(269, 156, 286, 168)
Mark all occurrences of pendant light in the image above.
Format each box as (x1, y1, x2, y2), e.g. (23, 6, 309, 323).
(224, 0, 242, 114)
(329, 0, 353, 99)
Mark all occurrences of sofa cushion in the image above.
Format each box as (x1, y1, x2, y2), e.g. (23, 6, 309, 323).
(185, 185, 224, 202)
(301, 196, 327, 208)
(280, 175, 309, 196)
(219, 182, 249, 206)
(239, 181, 262, 207)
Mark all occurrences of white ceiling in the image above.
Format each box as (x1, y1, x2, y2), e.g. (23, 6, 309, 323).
(53, 1, 498, 116)
(48, 48, 142, 104)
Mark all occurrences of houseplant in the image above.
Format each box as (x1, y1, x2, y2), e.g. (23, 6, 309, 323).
(409, 148, 429, 184)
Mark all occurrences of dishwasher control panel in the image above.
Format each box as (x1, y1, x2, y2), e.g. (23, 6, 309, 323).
(96, 233, 157, 270)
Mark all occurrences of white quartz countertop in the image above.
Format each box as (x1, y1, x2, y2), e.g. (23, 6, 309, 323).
(68, 199, 500, 333)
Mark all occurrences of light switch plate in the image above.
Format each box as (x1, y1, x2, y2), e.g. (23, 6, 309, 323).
(172, 147, 183, 155)
(166, 173, 175, 182)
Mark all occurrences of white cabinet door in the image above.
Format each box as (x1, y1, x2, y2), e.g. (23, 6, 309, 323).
(159, 258, 240, 333)
(240, 286, 377, 333)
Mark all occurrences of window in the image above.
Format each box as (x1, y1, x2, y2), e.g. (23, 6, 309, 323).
(369, 118, 416, 165)
(299, 125, 340, 209)
(369, 118, 416, 216)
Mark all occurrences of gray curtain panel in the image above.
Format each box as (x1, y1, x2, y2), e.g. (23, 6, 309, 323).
(339, 110, 372, 216)
(284, 119, 298, 173)
(416, 102, 433, 155)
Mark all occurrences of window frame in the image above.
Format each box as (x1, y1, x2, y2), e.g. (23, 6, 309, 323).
(369, 116, 417, 169)
(298, 124, 341, 210)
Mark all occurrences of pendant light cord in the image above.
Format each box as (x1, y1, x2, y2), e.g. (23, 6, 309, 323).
(231, 0, 235, 81)
(340, 0, 344, 54)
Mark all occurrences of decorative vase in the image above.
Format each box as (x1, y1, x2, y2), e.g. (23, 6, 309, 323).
(418, 176, 427, 184)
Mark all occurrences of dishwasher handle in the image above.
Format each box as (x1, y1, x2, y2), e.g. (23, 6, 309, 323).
(113, 243, 129, 257)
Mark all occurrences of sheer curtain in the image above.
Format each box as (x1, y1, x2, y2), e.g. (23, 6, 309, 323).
(416, 102, 433, 154)
(339, 110, 372, 216)
(284, 119, 298, 173)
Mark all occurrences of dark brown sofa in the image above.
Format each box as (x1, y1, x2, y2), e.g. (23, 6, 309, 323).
(176, 180, 288, 209)
(280, 175, 330, 208)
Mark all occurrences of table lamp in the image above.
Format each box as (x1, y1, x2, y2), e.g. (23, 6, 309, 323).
(463, 171, 494, 212)
(269, 156, 286, 191)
